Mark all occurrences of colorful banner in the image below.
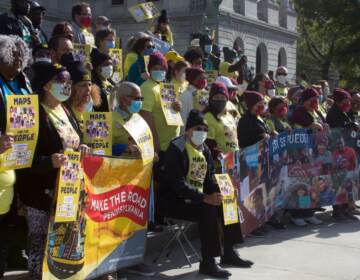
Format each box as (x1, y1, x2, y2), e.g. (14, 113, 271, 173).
(83, 112, 112, 156)
(146, 33, 171, 54)
(109, 48, 123, 83)
(222, 128, 360, 235)
(0, 95, 39, 171)
(122, 113, 155, 165)
(73, 43, 92, 64)
(215, 174, 239, 225)
(160, 83, 183, 126)
(128, 2, 160, 23)
(43, 155, 152, 280)
(54, 150, 82, 223)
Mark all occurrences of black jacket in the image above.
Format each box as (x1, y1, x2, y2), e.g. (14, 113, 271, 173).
(160, 136, 219, 205)
(326, 105, 356, 129)
(237, 111, 269, 148)
(92, 72, 114, 112)
(0, 12, 35, 45)
(16, 105, 83, 211)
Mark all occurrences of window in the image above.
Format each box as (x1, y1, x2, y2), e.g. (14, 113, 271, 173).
(257, 0, 268, 22)
(190, 0, 207, 11)
(279, 0, 288, 28)
(112, 0, 124, 5)
(256, 43, 268, 73)
(278, 48, 287, 67)
(233, 0, 245, 15)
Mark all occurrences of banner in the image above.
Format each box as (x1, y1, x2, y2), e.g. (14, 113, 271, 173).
(128, 2, 160, 23)
(0, 95, 39, 171)
(215, 174, 239, 225)
(54, 150, 82, 223)
(146, 33, 171, 54)
(122, 113, 155, 165)
(222, 128, 360, 235)
(43, 155, 152, 280)
(83, 112, 112, 156)
(160, 83, 183, 126)
(109, 48, 123, 83)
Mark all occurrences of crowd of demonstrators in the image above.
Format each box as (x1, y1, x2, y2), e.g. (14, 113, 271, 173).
(1, 1, 360, 280)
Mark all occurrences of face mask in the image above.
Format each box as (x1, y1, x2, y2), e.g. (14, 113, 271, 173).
(128, 100, 142, 114)
(79, 16, 92, 28)
(264, 80, 273, 90)
(144, 48, 154, 56)
(14, 2, 30, 15)
(194, 79, 208, 90)
(267, 89, 276, 98)
(339, 102, 351, 113)
(309, 99, 319, 110)
(50, 83, 70, 102)
(238, 82, 248, 94)
(84, 98, 93, 112)
(210, 100, 227, 115)
(151, 70, 166, 82)
(204, 45, 213, 54)
(191, 131, 207, 146)
(277, 75, 287, 85)
(255, 104, 265, 116)
(319, 95, 324, 103)
(101, 65, 113, 79)
(106, 40, 116, 49)
(323, 87, 330, 98)
(60, 52, 76, 65)
(35, 57, 52, 63)
(275, 106, 288, 118)
(177, 72, 186, 82)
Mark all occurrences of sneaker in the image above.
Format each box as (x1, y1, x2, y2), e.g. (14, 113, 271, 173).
(343, 211, 359, 220)
(249, 228, 265, 238)
(291, 218, 307, 226)
(123, 263, 156, 277)
(332, 211, 347, 220)
(200, 261, 231, 279)
(304, 216, 323, 225)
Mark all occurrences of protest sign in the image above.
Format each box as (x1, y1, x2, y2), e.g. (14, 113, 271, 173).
(109, 48, 123, 83)
(146, 33, 171, 54)
(215, 174, 239, 225)
(122, 113, 155, 165)
(206, 70, 218, 85)
(43, 155, 152, 280)
(73, 43, 92, 64)
(160, 83, 183, 126)
(0, 95, 39, 171)
(83, 112, 112, 156)
(128, 2, 160, 23)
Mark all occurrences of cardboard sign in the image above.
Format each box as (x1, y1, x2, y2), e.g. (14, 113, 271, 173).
(160, 83, 183, 126)
(128, 2, 160, 23)
(109, 48, 123, 83)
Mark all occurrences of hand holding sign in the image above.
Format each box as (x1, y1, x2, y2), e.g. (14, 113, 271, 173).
(0, 133, 14, 154)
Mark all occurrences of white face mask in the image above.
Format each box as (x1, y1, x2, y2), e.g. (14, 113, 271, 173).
(84, 97, 93, 112)
(50, 82, 71, 102)
(268, 89, 276, 98)
(101, 65, 113, 79)
(178, 72, 186, 82)
(35, 57, 52, 63)
(277, 75, 287, 85)
(191, 131, 207, 146)
(238, 82, 248, 94)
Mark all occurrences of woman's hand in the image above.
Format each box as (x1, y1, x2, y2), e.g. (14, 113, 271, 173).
(78, 144, 90, 160)
(0, 133, 14, 154)
(141, 72, 150, 81)
(51, 153, 68, 168)
(172, 100, 182, 112)
(127, 145, 141, 157)
(311, 122, 323, 132)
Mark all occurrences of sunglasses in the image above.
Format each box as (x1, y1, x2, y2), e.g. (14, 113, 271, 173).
(127, 95, 144, 101)
(194, 126, 208, 132)
(146, 45, 155, 49)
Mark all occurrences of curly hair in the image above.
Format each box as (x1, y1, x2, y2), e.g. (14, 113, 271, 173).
(0, 35, 30, 70)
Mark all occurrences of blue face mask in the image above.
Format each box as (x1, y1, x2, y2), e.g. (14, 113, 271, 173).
(128, 100, 142, 114)
(106, 40, 116, 49)
(204, 45, 213, 54)
(84, 98, 93, 112)
(144, 47, 154, 56)
(151, 70, 166, 82)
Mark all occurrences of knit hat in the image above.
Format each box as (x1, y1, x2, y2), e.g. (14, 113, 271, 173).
(148, 51, 168, 71)
(333, 88, 351, 102)
(186, 67, 205, 84)
(288, 86, 303, 101)
(209, 82, 229, 100)
(32, 61, 69, 93)
(67, 61, 92, 85)
(158, 9, 169, 24)
(185, 109, 208, 131)
(301, 88, 318, 103)
(243, 91, 264, 110)
(90, 48, 112, 69)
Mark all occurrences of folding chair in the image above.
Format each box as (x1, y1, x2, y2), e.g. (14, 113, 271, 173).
(153, 218, 200, 267)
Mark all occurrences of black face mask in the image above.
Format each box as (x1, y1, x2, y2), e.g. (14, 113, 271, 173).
(60, 52, 76, 66)
(209, 100, 227, 115)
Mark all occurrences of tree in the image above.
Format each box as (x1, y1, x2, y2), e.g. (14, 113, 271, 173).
(295, 0, 360, 87)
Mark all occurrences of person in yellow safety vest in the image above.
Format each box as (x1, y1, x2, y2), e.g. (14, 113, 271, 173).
(275, 66, 290, 97)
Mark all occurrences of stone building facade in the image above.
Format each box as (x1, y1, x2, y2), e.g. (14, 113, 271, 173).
(0, 0, 298, 80)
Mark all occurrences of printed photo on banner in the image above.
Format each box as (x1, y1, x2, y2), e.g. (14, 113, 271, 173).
(122, 113, 155, 165)
(109, 48, 123, 83)
(73, 43, 92, 63)
(128, 2, 160, 23)
(0, 95, 39, 171)
(83, 112, 112, 156)
(215, 174, 239, 225)
(160, 83, 183, 126)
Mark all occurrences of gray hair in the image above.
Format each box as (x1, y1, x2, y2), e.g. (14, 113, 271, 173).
(110, 81, 141, 111)
(0, 35, 30, 70)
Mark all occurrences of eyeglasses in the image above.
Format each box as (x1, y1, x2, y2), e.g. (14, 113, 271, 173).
(146, 45, 155, 49)
(126, 95, 144, 101)
(194, 126, 208, 132)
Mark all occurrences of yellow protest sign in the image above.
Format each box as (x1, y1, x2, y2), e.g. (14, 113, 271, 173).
(215, 173, 239, 225)
(128, 2, 160, 23)
(0, 95, 39, 171)
(160, 83, 184, 126)
(144, 55, 150, 72)
(83, 112, 112, 156)
(73, 43, 92, 64)
(122, 113, 154, 165)
(206, 70, 218, 85)
(54, 150, 82, 223)
(109, 48, 123, 83)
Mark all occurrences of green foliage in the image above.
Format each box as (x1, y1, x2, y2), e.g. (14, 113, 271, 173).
(295, 0, 360, 87)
